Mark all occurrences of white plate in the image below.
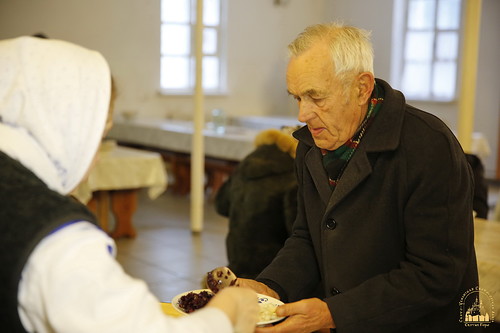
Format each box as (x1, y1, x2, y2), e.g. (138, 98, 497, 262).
(171, 289, 285, 325)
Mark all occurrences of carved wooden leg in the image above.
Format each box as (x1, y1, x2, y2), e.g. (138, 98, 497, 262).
(109, 189, 138, 239)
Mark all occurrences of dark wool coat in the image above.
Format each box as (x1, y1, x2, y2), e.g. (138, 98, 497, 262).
(215, 143, 297, 279)
(257, 79, 479, 333)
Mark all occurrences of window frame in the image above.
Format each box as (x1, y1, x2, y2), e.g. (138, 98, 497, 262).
(391, 0, 464, 102)
(159, 0, 227, 96)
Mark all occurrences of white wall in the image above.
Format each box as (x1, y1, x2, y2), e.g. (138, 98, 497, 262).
(0, 0, 498, 177)
(0, 0, 326, 120)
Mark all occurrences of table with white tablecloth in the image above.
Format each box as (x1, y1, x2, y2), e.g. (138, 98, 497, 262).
(72, 141, 167, 238)
(107, 117, 264, 196)
(469, 132, 491, 162)
(108, 117, 261, 161)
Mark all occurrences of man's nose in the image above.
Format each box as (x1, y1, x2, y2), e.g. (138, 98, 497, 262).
(298, 101, 314, 123)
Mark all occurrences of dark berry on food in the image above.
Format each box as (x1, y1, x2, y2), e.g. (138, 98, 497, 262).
(178, 291, 214, 313)
(206, 271, 221, 293)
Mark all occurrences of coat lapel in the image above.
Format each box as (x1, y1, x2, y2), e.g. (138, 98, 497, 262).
(304, 147, 332, 206)
(324, 79, 405, 211)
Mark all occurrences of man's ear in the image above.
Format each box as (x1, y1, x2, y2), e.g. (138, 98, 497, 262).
(357, 72, 375, 105)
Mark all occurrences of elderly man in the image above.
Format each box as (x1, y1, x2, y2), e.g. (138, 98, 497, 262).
(238, 23, 479, 333)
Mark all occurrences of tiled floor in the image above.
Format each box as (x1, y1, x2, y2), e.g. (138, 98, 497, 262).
(115, 189, 229, 303)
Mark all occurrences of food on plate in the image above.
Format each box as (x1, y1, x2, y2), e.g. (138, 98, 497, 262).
(177, 290, 214, 313)
(206, 266, 237, 293)
(259, 302, 280, 323)
(174, 289, 285, 325)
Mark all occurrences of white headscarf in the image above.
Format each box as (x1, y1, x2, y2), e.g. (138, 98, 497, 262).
(0, 36, 111, 194)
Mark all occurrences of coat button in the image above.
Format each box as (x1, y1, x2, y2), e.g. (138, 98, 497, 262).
(330, 287, 341, 295)
(326, 218, 337, 230)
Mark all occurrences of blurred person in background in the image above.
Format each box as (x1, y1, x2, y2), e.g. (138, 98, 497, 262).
(215, 128, 299, 279)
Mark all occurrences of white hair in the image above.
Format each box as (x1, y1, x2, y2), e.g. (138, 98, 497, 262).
(288, 22, 374, 88)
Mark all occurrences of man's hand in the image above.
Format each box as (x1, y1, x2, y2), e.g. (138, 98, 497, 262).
(255, 298, 335, 333)
(235, 278, 280, 300)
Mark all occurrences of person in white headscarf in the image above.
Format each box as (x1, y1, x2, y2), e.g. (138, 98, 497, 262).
(0, 36, 258, 333)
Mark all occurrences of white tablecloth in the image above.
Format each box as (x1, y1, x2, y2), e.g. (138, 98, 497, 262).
(72, 141, 167, 204)
(107, 117, 261, 161)
(469, 132, 491, 161)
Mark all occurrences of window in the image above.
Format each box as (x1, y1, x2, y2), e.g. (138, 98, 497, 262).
(391, 0, 463, 101)
(160, 0, 226, 94)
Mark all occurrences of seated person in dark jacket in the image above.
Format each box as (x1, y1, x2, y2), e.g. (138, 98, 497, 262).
(465, 153, 488, 219)
(215, 128, 298, 278)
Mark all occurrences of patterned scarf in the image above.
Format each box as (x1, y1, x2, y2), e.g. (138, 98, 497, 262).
(321, 83, 384, 189)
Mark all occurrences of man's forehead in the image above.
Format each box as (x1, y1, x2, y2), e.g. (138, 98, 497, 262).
(286, 59, 335, 96)
(287, 48, 334, 76)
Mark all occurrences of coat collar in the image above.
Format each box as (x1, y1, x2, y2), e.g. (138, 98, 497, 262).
(293, 79, 406, 208)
